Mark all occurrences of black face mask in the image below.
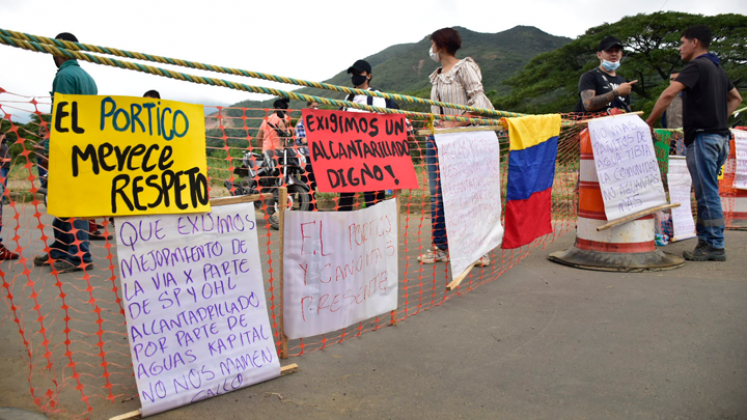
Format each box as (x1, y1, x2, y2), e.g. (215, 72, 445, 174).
(351, 74, 367, 87)
(276, 110, 286, 118)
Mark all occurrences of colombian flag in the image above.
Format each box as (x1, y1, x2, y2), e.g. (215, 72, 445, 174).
(501, 115, 562, 249)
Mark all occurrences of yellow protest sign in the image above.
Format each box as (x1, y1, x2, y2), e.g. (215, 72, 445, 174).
(49, 94, 210, 217)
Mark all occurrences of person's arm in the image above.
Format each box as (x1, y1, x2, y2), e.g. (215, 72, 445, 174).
(581, 80, 638, 112)
(727, 88, 743, 116)
(645, 81, 687, 129)
(455, 59, 492, 127)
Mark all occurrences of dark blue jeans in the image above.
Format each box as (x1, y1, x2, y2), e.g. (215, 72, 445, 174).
(49, 217, 91, 265)
(426, 137, 448, 250)
(686, 133, 730, 249)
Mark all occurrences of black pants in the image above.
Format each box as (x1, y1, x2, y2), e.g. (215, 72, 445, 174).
(338, 191, 385, 211)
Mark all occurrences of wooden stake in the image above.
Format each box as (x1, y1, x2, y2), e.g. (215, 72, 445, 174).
(595, 203, 681, 231)
(575, 111, 644, 125)
(390, 190, 401, 326)
(108, 364, 300, 420)
(210, 193, 272, 206)
(277, 187, 289, 359)
(446, 262, 478, 291)
(417, 125, 505, 136)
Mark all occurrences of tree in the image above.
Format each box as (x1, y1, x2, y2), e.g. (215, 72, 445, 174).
(493, 12, 747, 116)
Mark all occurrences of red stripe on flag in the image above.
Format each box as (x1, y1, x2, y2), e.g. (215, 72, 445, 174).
(502, 188, 553, 249)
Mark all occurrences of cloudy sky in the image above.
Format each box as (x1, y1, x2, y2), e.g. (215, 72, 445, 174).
(1, 0, 745, 116)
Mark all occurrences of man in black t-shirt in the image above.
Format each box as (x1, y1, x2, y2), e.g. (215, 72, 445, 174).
(646, 25, 743, 261)
(575, 36, 638, 114)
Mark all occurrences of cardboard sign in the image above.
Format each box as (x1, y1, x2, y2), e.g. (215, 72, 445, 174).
(588, 114, 668, 221)
(434, 130, 504, 277)
(734, 130, 747, 190)
(667, 156, 696, 241)
(282, 199, 398, 339)
(49, 94, 210, 217)
(302, 109, 418, 192)
(114, 202, 279, 417)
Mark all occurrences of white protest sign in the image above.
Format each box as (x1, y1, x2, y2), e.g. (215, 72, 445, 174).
(734, 130, 747, 190)
(434, 130, 503, 277)
(588, 114, 667, 221)
(667, 156, 696, 241)
(115, 202, 280, 417)
(283, 199, 398, 339)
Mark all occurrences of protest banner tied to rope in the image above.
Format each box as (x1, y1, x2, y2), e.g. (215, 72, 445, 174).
(734, 130, 747, 190)
(587, 113, 668, 221)
(114, 200, 280, 417)
(302, 109, 419, 193)
(667, 156, 696, 242)
(49, 94, 210, 217)
(434, 130, 504, 280)
(282, 200, 398, 339)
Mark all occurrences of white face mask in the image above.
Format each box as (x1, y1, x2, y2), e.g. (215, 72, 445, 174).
(429, 46, 441, 63)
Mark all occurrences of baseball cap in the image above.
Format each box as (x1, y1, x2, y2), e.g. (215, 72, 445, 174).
(598, 36, 623, 52)
(347, 59, 372, 74)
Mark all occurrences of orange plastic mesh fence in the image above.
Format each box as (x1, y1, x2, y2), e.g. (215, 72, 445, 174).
(0, 90, 739, 419)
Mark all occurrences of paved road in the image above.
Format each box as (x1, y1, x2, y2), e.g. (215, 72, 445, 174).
(1, 205, 746, 419)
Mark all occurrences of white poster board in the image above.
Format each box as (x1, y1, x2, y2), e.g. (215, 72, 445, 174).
(115, 202, 280, 417)
(588, 114, 668, 221)
(283, 199, 398, 339)
(434, 130, 504, 277)
(667, 156, 696, 242)
(734, 129, 747, 190)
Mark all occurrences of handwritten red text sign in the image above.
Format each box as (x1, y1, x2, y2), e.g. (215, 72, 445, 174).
(302, 109, 419, 192)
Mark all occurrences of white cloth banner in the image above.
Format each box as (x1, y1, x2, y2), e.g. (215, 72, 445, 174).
(283, 200, 398, 339)
(434, 130, 504, 277)
(115, 203, 280, 417)
(667, 156, 696, 241)
(734, 129, 747, 190)
(588, 114, 668, 221)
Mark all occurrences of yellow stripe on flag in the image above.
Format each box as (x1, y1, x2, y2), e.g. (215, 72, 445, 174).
(503, 114, 562, 151)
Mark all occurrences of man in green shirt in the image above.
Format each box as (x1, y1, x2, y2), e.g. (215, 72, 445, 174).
(34, 32, 97, 273)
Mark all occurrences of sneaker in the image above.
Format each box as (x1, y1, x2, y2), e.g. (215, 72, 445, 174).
(89, 230, 113, 241)
(0, 245, 19, 261)
(477, 254, 490, 267)
(53, 259, 92, 273)
(683, 244, 726, 262)
(34, 253, 51, 266)
(418, 246, 449, 264)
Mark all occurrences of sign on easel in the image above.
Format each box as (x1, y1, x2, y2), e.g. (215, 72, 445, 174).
(734, 130, 747, 190)
(667, 156, 696, 242)
(114, 199, 279, 417)
(282, 199, 398, 339)
(588, 114, 668, 221)
(434, 130, 503, 280)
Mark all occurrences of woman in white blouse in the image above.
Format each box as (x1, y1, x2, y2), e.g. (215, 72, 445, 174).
(418, 27, 495, 266)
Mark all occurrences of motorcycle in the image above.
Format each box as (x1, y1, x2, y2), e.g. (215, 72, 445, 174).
(224, 138, 312, 230)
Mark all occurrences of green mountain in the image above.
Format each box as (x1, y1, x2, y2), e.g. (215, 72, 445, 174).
(227, 25, 571, 112)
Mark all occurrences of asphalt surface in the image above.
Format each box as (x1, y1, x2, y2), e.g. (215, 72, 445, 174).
(1, 208, 746, 420)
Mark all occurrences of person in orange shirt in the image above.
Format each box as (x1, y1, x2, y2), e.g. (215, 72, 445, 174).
(257, 98, 292, 152)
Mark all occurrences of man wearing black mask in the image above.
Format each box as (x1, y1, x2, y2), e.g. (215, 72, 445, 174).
(338, 59, 388, 211)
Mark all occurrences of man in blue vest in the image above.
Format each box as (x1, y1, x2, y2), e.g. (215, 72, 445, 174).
(34, 32, 97, 273)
